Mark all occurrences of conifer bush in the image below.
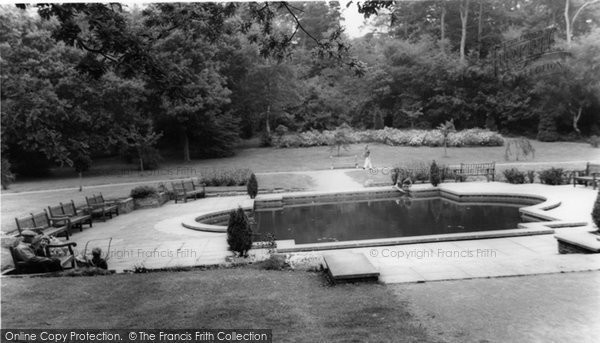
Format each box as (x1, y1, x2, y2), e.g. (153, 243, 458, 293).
(247, 173, 258, 199)
(429, 160, 441, 187)
(227, 207, 253, 257)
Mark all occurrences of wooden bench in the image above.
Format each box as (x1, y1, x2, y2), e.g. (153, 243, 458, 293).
(47, 200, 93, 232)
(330, 154, 359, 169)
(85, 194, 119, 221)
(171, 179, 205, 203)
(573, 162, 600, 190)
(15, 212, 70, 239)
(453, 162, 496, 182)
(9, 241, 77, 274)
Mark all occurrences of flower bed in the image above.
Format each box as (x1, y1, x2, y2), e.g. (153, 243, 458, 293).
(275, 127, 504, 148)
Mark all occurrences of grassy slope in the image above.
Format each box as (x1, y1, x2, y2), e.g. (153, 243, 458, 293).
(1, 268, 437, 343)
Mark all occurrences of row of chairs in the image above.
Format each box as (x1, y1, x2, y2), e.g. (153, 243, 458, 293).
(14, 193, 119, 240)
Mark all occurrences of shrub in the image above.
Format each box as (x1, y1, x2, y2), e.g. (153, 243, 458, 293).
(199, 168, 252, 186)
(538, 168, 565, 185)
(589, 135, 600, 148)
(430, 160, 441, 186)
(247, 173, 258, 199)
(253, 254, 288, 271)
(503, 168, 526, 184)
(592, 189, 600, 230)
(130, 185, 158, 199)
(526, 170, 535, 183)
(391, 167, 400, 185)
(1, 158, 15, 190)
(227, 207, 253, 257)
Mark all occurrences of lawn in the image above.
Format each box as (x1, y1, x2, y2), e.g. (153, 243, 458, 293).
(4, 140, 598, 193)
(1, 268, 438, 343)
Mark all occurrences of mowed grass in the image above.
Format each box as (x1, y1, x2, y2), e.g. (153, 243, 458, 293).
(5, 140, 598, 193)
(1, 268, 437, 343)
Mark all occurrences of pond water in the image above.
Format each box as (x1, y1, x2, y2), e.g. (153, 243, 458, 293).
(254, 197, 523, 244)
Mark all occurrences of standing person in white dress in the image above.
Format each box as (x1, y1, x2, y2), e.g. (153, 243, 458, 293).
(363, 145, 373, 170)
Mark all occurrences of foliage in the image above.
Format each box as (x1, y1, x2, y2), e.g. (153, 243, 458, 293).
(526, 170, 536, 184)
(437, 120, 456, 157)
(275, 128, 503, 148)
(72, 153, 92, 174)
(592, 189, 600, 230)
(247, 173, 258, 199)
(118, 122, 163, 171)
(503, 168, 526, 184)
(590, 135, 600, 148)
(429, 160, 441, 186)
(1, 158, 15, 190)
(538, 168, 566, 185)
(227, 207, 253, 258)
(253, 254, 288, 271)
(199, 168, 252, 187)
(130, 185, 158, 199)
(330, 123, 352, 156)
(504, 138, 536, 161)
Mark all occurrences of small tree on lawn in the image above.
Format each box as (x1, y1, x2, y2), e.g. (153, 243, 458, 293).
(227, 207, 253, 257)
(73, 153, 92, 192)
(437, 119, 456, 157)
(331, 123, 352, 157)
(430, 160, 441, 187)
(592, 189, 600, 232)
(247, 173, 258, 199)
(1, 158, 15, 190)
(274, 124, 288, 145)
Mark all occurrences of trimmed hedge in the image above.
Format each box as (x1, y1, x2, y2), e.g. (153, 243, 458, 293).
(130, 185, 158, 199)
(276, 127, 504, 148)
(503, 168, 526, 184)
(199, 168, 252, 186)
(538, 168, 566, 185)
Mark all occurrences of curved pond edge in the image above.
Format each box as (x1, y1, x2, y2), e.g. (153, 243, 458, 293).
(182, 185, 588, 252)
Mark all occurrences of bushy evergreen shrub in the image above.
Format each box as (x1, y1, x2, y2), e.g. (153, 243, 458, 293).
(538, 168, 565, 185)
(503, 168, 526, 184)
(592, 189, 600, 230)
(247, 173, 258, 199)
(429, 160, 441, 186)
(227, 207, 253, 257)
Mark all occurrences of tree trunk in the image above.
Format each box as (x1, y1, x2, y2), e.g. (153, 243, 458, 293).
(573, 106, 582, 135)
(460, 0, 470, 65)
(78, 172, 82, 192)
(565, 0, 571, 47)
(181, 126, 191, 162)
(265, 105, 271, 135)
(440, 2, 446, 54)
(138, 147, 144, 172)
(477, 0, 483, 58)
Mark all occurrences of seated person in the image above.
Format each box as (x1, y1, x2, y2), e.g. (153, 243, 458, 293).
(13, 230, 63, 273)
(90, 247, 108, 269)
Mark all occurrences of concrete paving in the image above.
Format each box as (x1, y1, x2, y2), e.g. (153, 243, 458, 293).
(59, 174, 600, 282)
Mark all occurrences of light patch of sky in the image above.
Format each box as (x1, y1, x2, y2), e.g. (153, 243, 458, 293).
(14, 0, 373, 38)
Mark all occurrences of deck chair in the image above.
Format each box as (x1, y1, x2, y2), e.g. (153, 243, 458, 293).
(76, 238, 112, 269)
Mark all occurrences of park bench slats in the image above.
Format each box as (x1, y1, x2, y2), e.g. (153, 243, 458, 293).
(330, 155, 358, 169)
(573, 162, 600, 190)
(454, 162, 496, 182)
(47, 200, 93, 232)
(15, 211, 70, 239)
(171, 179, 205, 203)
(85, 194, 119, 221)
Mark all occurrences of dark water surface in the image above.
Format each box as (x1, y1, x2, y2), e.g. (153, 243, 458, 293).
(254, 198, 523, 244)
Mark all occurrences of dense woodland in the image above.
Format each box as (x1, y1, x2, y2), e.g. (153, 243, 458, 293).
(1, 1, 599, 177)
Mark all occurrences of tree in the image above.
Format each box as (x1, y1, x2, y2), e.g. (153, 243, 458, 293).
(459, 0, 471, 65)
(247, 173, 258, 199)
(565, 0, 600, 46)
(227, 207, 253, 258)
(437, 119, 456, 157)
(118, 121, 163, 171)
(331, 123, 352, 156)
(430, 160, 441, 186)
(72, 153, 92, 192)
